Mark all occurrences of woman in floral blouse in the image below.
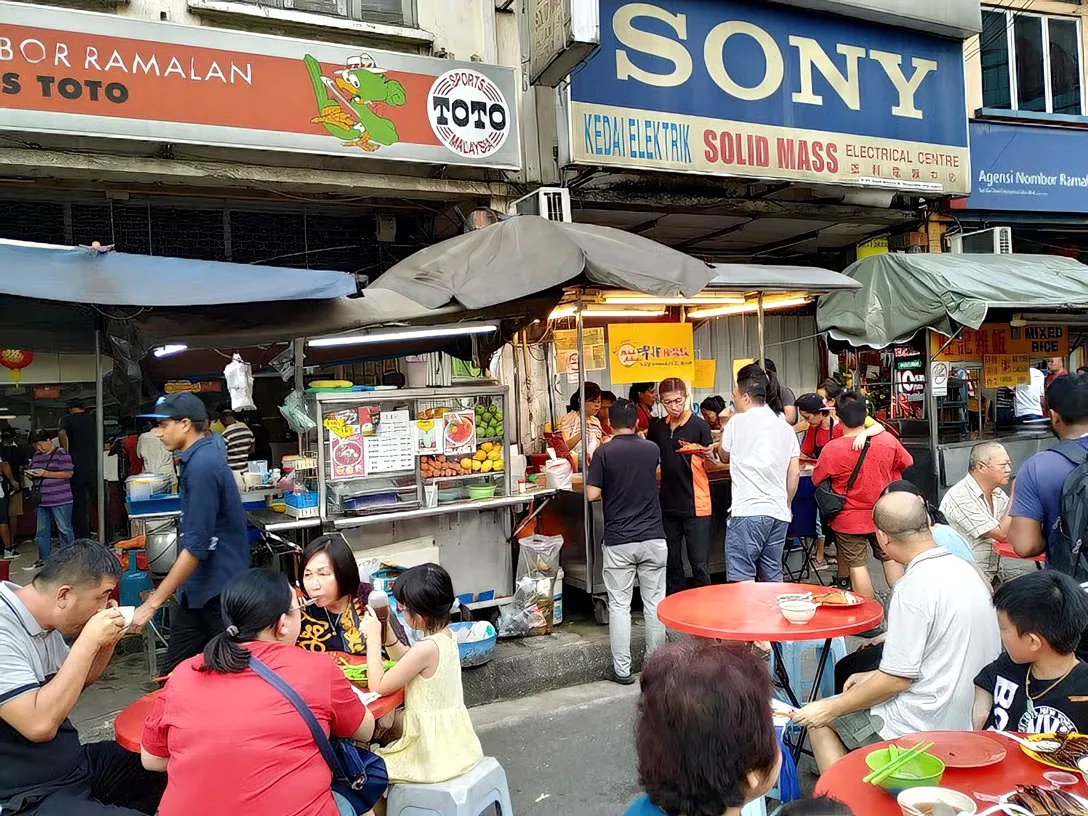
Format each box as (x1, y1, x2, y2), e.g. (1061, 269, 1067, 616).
(297, 534, 405, 654)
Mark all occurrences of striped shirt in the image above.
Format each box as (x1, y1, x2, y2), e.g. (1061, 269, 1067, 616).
(221, 423, 255, 472)
(29, 448, 74, 507)
(940, 474, 1010, 576)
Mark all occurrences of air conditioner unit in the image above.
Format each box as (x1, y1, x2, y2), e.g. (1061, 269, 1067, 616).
(512, 187, 572, 222)
(947, 226, 1013, 254)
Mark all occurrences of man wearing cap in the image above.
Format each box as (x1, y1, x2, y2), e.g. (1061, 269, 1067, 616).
(131, 394, 248, 674)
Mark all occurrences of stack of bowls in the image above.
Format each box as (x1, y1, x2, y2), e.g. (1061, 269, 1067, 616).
(776, 592, 817, 625)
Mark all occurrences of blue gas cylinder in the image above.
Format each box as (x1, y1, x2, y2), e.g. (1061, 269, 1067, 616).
(119, 551, 154, 608)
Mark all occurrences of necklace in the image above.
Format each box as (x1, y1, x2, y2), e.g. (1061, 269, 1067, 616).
(1026, 664, 1077, 716)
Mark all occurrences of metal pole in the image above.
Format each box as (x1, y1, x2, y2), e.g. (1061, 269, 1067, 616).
(292, 337, 305, 394)
(926, 329, 940, 487)
(95, 329, 105, 543)
(757, 292, 766, 367)
(576, 290, 592, 594)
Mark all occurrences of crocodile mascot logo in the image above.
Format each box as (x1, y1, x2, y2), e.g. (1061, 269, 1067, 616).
(304, 53, 406, 152)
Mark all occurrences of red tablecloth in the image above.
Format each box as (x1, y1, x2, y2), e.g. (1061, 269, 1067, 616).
(657, 582, 884, 642)
(814, 731, 1088, 814)
(115, 686, 405, 752)
(993, 540, 1046, 562)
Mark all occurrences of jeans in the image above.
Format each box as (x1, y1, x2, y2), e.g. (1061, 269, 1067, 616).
(333, 791, 356, 816)
(36, 504, 74, 560)
(725, 515, 789, 582)
(663, 514, 712, 595)
(22, 741, 165, 815)
(602, 539, 668, 677)
(162, 597, 225, 676)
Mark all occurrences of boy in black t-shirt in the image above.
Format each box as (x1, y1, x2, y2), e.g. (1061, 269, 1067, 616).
(973, 571, 1088, 734)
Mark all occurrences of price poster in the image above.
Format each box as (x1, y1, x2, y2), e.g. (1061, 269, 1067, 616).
(413, 418, 445, 455)
(554, 328, 606, 374)
(363, 409, 415, 474)
(443, 411, 477, 457)
(983, 355, 1031, 389)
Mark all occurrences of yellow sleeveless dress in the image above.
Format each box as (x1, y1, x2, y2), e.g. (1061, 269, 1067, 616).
(376, 631, 484, 784)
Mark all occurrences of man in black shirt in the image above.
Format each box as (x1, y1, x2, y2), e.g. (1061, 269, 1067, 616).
(587, 399, 667, 685)
(59, 401, 97, 540)
(647, 377, 713, 595)
(974, 570, 1088, 734)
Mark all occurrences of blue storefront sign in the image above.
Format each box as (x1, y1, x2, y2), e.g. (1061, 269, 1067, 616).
(567, 0, 970, 194)
(963, 121, 1088, 213)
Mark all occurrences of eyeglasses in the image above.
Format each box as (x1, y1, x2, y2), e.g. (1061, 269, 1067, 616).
(661, 397, 686, 407)
(987, 461, 1013, 471)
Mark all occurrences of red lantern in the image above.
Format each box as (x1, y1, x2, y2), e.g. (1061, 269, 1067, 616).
(0, 349, 33, 384)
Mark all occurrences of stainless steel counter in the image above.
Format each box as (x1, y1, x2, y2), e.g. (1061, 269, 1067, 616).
(246, 508, 322, 533)
(331, 489, 556, 530)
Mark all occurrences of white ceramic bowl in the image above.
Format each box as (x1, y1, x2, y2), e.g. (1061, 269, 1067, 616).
(897, 786, 977, 816)
(779, 601, 817, 624)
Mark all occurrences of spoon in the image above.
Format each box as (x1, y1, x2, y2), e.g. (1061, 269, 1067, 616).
(999, 732, 1061, 753)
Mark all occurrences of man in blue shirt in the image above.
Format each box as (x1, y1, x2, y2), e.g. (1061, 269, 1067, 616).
(1010, 372, 1088, 575)
(132, 393, 248, 674)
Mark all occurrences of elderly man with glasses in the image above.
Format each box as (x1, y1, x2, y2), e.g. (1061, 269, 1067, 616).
(939, 442, 1030, 585)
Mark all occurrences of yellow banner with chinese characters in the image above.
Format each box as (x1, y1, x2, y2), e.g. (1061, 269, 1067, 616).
(607, 323, 695, 384)
(932, 323, 1069, 362)
(694, 359, 716, 389)
(983, 355, 1031, 389)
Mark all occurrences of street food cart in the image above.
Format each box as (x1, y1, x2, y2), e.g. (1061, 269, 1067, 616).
(817, 253, 1088, 500)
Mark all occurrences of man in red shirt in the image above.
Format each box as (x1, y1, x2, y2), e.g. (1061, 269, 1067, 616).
(812, 394, 913, 599)
(1042, 357, 1069, 416)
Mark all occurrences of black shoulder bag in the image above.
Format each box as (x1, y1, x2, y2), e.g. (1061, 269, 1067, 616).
(26, 450, 58, 511)
(814, 437, 870, 521)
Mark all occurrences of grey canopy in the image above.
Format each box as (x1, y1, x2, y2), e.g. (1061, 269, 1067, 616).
(371, 216, 713, 310)
(817, 253, 1088, 348)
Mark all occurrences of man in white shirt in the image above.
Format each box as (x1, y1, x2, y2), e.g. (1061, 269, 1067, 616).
(1014, 366, 1047, 423)
(136, 425, 176, 484)
(940, 441, 1031, 584)
(793, 491, 1001, 772)
(718, 364, 800, 582)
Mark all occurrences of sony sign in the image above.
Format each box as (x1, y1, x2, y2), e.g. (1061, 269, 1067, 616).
(565, 0, 970, 194)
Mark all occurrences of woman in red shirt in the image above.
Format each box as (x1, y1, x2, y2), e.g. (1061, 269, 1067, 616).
(629, 382, 658, 435)
(141, 569, 377, 816)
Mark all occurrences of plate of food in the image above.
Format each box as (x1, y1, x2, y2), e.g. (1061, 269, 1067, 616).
(810, 589, 863, 607)
(677, 443, 709, 455)
(1018, 731, 1088, 773)
(1001, 785, 1088, 815)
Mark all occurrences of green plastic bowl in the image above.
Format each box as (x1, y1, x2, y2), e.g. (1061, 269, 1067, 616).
(864, 747, 945, 797)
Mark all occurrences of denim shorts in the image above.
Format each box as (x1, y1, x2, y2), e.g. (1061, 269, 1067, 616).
(834, 710, 886, 751)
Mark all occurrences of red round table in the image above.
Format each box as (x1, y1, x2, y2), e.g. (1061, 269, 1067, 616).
(815, 731, 1088, 814)
(115, 686, 405, 752)
(658, 582, 885, 643)
(659, 583, 884, 760)
(994, 540, 1046, 564)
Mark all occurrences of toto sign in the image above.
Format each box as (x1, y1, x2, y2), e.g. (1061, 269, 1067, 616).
(428, 69, 511, 158)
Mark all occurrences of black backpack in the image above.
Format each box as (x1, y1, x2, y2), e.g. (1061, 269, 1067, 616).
(1052, 440, 1088, 580)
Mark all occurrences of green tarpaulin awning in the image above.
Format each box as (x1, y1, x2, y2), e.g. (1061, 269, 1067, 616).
(816, 253, 1088, 348)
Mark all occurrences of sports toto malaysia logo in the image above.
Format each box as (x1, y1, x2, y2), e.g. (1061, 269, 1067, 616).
(616, 342, 689, 366)
(427, 69, 510, 158)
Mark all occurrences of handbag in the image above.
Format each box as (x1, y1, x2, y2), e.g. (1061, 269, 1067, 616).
(26, 450, 58, 511)
(814, 438, 870, 521)
(249, 656, 389, 814)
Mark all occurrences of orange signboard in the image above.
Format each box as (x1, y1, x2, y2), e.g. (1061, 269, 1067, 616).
(931, 323, 1068, 362)
(0, 1, 519, 168)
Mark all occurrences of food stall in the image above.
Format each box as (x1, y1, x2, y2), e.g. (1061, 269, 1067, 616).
(537, 266, 863, 620)
(817, 253, 1088, 500)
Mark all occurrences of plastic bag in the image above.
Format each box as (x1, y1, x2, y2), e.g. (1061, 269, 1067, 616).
(516, 533, 563, 580)
(268, 345, 296, 382)
(544, 458, 573, 490)
(497, 576, 555, 638)
(278, 390, 317, 433)
(224, 354, 257, 411)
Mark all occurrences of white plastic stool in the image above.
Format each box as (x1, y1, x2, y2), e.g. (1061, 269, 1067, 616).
(386, 757, 513, 816)
(770, 637, 847, 701)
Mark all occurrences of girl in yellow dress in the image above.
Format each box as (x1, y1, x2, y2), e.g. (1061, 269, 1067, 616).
(362, 563, 483, 785)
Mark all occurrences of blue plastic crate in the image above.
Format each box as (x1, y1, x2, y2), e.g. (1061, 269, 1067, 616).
(283, 491, 319, 509)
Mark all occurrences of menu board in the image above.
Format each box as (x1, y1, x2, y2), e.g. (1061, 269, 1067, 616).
(554, 328, 606, 374)
(983, 355, 1031, 389)
(330, 434, 365, 479)
(363, 409, 415, 474)
(443, 411, 477, 457)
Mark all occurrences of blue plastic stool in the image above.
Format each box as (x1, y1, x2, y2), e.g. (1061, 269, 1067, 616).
(767, 723, 801, 806)
(770, 637, 847, 702)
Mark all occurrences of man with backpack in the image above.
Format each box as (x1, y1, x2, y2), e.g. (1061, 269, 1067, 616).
(1009, 373, 1088, 656)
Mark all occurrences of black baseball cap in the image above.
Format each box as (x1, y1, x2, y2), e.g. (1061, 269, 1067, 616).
(795, 392, 829, 414)
(140, 393, 208, 424)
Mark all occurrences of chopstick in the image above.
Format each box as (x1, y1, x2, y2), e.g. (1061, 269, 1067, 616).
(863, 741, 936, 786)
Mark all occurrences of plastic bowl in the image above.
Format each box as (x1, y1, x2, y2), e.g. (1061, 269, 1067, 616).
(468, 484, 497, 500)
(896, 787, 976, 815)
(779, 600, 817, 624)
(865, 749, 945, 797)
(450, 621, 497, 668)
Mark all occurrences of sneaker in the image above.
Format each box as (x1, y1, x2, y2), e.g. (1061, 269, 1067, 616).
(1, 549, 16, 559)
(607, 668, 637, 686)
(24, 559, 44, 570)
